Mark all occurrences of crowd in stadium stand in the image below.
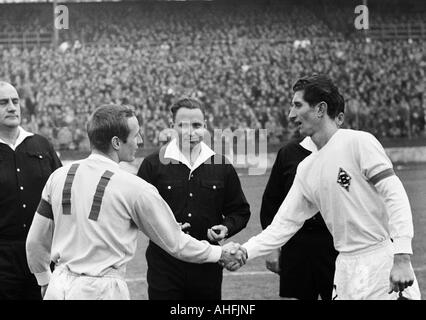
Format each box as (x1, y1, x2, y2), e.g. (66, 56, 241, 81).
(0, 1, 425, 150)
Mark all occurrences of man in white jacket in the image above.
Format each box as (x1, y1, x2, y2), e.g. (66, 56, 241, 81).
(231, 74, 420, 300)
(26, 104, 244, 300)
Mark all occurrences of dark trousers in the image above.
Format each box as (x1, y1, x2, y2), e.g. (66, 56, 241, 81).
(279, 229, 338, 300)
(146, 242, 223, 300)
(0, 240, 41, 300)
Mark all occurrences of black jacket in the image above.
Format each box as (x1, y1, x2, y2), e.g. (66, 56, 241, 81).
(137, 146, 251, 242)
(260, 138, 328, 233)
(0, 134, 62, 240)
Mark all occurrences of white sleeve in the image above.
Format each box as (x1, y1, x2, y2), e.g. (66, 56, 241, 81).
(375, 175, 414, 254)
(242, 176, 318, 260)
(356, 132, 413, 254)
(26, 214, 54, 286)
(356, 132, 393, 180)
(25, 178, 54, 286)
(130, 184, 221, 263)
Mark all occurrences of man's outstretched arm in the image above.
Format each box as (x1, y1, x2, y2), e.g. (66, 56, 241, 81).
(242, 178, 318, 262)
(132, 183, 223, 263)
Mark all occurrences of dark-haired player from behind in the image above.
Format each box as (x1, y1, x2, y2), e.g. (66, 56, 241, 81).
(26, 104, 245, 300)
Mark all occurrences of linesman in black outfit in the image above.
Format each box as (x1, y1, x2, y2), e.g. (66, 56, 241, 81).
(0, 81, 62, 300)
(137, 97, 250, 300)
(260, 113, 343, 300)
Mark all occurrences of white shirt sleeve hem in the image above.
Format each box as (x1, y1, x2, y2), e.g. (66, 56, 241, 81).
(207, 245, 222, 263)
(393, 237, 412, 254)
(34, 271, 52, 286)
(242, 242, 256, 261)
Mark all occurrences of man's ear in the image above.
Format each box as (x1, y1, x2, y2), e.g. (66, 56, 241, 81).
(317, 101, 327, 118)
(169, 118, 174, 128)
(111, 136, 120, 151)
(336, 112, 345, 127)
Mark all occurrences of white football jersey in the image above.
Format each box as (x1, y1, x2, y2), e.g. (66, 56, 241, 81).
(244, 129, 413, 257)
(26, 154, 221, 285)
(296, 129, 395, 252)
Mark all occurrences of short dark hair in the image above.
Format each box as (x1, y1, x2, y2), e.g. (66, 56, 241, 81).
(170, 97, 204, 121)
(292, 74, 345, 118)
(86, 104, 136, 153)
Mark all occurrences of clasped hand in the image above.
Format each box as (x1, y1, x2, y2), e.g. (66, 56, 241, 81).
(218, 242, 247, 271)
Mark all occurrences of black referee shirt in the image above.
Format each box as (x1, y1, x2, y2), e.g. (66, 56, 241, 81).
(260, 138, 328, 232)
(137, 146, 251, 242)
(0, 134, 62, 240)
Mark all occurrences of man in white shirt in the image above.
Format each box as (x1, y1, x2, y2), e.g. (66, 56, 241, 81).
(228, 74, 421, 300)
(26, 104, 244, 300)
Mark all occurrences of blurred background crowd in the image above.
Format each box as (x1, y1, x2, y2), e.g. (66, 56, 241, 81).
(0, 0, 425, 150)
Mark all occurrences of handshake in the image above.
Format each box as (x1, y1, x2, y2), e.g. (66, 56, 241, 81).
(218, 242, 247, 271)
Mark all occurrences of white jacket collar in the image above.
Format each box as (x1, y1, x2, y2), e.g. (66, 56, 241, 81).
(88, 153, 120, 168)
(0, 126, 34, 151)
(164, 138, 216, 172)
(299, 136, 318, 153)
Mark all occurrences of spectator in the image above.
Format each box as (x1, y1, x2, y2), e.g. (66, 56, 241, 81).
(0, 1, 424, 148)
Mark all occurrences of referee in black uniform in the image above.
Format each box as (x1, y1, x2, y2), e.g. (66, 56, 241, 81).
(0, 81, 62, 300)
(137, 97, 250, 300)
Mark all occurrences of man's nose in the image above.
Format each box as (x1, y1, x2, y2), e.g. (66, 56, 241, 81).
(181, 123, 191, 133)
(6, 99, 17, 111)
(137, 133, 144, 147)
(288, 107, 297, 121)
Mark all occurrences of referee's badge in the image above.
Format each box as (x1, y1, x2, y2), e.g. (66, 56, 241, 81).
(337, 168, 351, 191)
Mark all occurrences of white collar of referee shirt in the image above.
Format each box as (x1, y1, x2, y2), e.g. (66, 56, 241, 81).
(299, 136, 318, 153)
(0, 126, 34, 151)
(164, 138, 216, 173)
(88, 153, 120, 168)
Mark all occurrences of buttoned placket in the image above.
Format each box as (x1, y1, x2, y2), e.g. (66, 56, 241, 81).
(14, 153, 28, 229)
(186, 167, 196, 232)
(163, 140, 216, 236)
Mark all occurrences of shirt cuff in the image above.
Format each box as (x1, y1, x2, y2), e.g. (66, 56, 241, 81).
(393, 237, 412, 254)
(206, 245, 222, 263)
(34, 271, 52, 286)
(241, 242, 255, 261)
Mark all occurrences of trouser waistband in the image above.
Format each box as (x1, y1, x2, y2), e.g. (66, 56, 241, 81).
(55, 265, 126, 280)
(338, 239, 392, 258)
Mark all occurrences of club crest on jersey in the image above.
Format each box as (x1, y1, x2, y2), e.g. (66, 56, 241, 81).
(337, 167, 351, 191)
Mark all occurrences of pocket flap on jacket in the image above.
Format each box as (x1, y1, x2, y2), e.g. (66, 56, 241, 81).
(160, 180, 184, 190)
(200, 180, 224, 190)
(26, 150, 49, 160)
